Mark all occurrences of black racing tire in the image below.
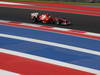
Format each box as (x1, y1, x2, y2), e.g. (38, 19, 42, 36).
(55, 20, 60, 25)
(66, 20, 72, 26)
(61, 19, 71, 26)
(32, 17, 38, 23)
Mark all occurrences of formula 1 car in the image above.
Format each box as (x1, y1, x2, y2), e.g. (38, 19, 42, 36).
(31, 12, 71, 25)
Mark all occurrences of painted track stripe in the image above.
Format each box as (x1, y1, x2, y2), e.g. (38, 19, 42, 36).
(0, 25, 100, 51)
(0, 1, 100, 12)
(0, 53, 95, 75)
(1, 36, 100, 70)
(0, 20, 100, 40)
(0, 1, 100, 16)
(0, 3, 100, 16)
(0, 33, 100, 56)
(0, 48, 99, 75)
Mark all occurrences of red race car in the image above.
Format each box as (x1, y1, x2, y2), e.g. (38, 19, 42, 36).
(31, 12, 71, 25)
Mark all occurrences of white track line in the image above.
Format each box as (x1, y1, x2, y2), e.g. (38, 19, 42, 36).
(0, 20, 11, 22)
(53, 27, 71, 31)
(0, 48, 100, 74)
(0, 1, 26, 5)
(0, 69, 20, 75)
(85, 32, 100, 37)
(0, 33, 100, 56)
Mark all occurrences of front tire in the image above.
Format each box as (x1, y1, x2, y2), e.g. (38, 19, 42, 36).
(32, 17, 38, 23)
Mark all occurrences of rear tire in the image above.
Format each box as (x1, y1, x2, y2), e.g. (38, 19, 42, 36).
(55, 20, 60, 25)
(62, 20, 71, 26)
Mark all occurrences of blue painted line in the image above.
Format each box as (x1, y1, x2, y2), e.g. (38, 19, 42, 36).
(0, 25, 100, 51)
(0, 37, 100, 70)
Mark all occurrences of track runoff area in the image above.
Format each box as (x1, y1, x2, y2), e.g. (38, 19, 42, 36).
(0, 1, 100, 75)
(0, 23, 100, 75)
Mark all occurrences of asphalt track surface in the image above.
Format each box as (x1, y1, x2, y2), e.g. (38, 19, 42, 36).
(0, 7, 100, 33)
